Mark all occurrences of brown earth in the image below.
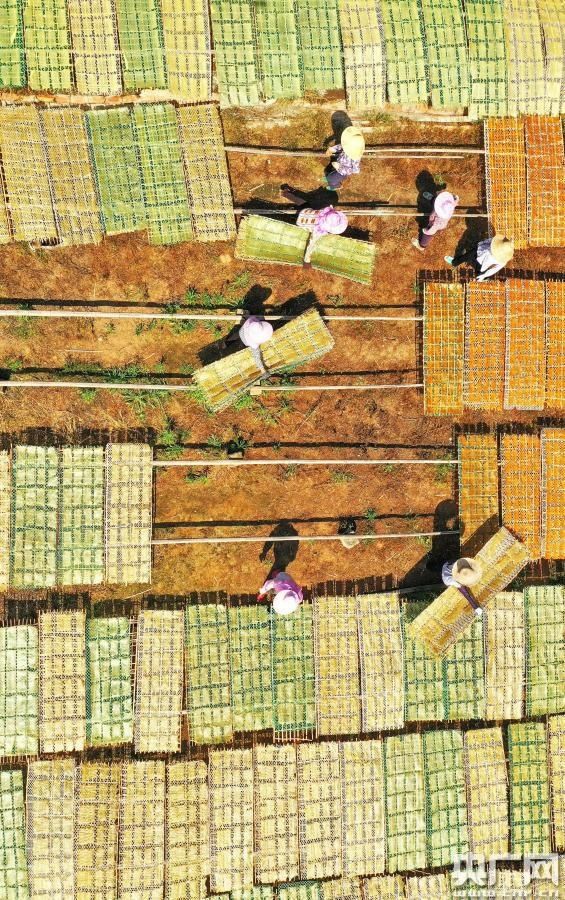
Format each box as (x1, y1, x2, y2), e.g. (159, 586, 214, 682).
(0, 109, 562, 597)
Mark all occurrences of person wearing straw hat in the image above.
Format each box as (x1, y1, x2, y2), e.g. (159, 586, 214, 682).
(324, 126, 366, 190)
(445, 234, 514, 281)
(412, 190, 459, 251)
(257, 571, 303, 615)
(296, 205, 348, 263)
(442, 557, 484, 616)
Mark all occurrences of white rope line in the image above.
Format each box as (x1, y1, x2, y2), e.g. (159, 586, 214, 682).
(151, 530, 456, 546)
(0, 380, 423, 393)
(0, 309, 422, 323)
(153, 458, 456, 467)
(234, 207, 485, 218)
(225, 145, 485, 156)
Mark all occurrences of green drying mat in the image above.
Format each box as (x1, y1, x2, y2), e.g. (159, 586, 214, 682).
(161, 0, 212, 100)
(0, 770, 28, 899)
(210, 0, 261, 105)
(443, 614, 485, 720)
(525, 585, 565, 715)
(0, 0, 25, 87)
(466, 0, 508, 118)
(59, 447, 105, 585)
(403, 601, 445, 722)
(10, 446, 58, 589)
(185, 604, 233, 744)
(295, 0, 343, 92)
(508, 721, 552, 855)
(0, 625, 38, 757)
(23, 0, 72, 91)
(384, 732, 427, 872)
(229, 605, 273, 732)
(133, 102, 193, 245)
(310, 234, 376, 285)
(419, 0, 469, 109)
(339, 0, 386, 109)
(86, 107, 146, 235)
(380, 0, 428, 105)
(114, 0, 166, 90)
(423, 729, 469, 867)
(255, 0, 302, 99)
(232, 890, 274, 900)
(272, 602, 316, 735)
(235, 215, 308, 265)
(504, 0, 547, 115)
(86, 617, 133, 746)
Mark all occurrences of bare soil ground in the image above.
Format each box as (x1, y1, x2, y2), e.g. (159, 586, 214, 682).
(0, 107, 562, 597)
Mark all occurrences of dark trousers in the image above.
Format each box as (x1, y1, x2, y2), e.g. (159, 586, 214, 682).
(324, 163, 346, 190)
(418, 229, 434, 248)
(451, 245, 478, 268)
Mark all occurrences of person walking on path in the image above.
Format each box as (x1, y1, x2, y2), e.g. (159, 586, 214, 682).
(445, 233, 514, 281)
(296, 205, 348, 263)
(442, 557, 483, 617)
(257, 571, 303, 615)
(324, 126, 365, 190)
(412, 190, 459, 251)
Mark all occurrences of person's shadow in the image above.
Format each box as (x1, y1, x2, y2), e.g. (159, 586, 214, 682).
(259, 520, 299, 578)
(425, 499, 461, 576)
(451, 207, 490, 264)
(415, 169, 442, 231)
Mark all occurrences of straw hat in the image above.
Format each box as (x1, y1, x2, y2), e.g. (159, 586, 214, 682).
(434, 191, 457, 219)
(452, 557, 483, 587)
(490, 234, 514, 266)
(319, 206, 348, 234)
(341, 126, 365, 161)
(272, 589, 301, 615)
(239, 316, 273, 350)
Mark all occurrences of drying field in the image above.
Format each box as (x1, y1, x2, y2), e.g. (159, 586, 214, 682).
(0, 110, 561, 596)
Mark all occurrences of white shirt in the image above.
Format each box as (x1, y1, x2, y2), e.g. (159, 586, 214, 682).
(441, 561, 460, 587)
(476, 239, 504, 281)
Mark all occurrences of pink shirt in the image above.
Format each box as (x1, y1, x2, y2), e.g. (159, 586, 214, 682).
(258, 572, 303, 602)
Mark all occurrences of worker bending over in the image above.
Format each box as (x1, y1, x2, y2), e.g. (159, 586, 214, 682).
(296, 206, 348, 264)
(442, 556, 483, 616)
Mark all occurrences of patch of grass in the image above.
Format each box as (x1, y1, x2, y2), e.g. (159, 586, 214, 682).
(179, 363, 195, 376)
(79, 388, 97, 403)
(433, 172, 447, 188)
(170, 319, 196, 335)
(364, 507, 378, 521)
(119, 389, 171, 418)
(327, 293, 344, 307)
(104, 323, 115, 336)
(415, 534, 432, 549)
(282, 464, 298, 480)
(383, 462, 395, 474)
(253, 404, 279, 427)
(204, 434, 225, 457)
(9, 307, 36, 339)
(185, 470, 210, 485)
(233, 392, 254, 411)
(330, 469, 356, 484)
(434, 462, 453, 484)
(228, 433, 251, 454)
(228, 271, 251, 292)
(156, 418, 189, 460)
(2, 357, 23, 372)
(367, 111, 393, 126)
(277, 396, 294, 416)
(204, 322, 224, 340)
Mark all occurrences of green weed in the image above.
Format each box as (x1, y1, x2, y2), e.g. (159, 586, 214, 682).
(2, 358, 23, 372)
(330, 469, 356, 484)
(327, 294, 344, 307)
(156, 418, 189, 460)
(434, 462, 454, 484)
(383, 462, 395, 474)
(282, 464, 298, 480)
(185, 470, 210, 485)
(364, 507, 378, 521)
(205, 434, 225, 457)
(79, 388, 97, 403)
(433, 172, 447, 188)
(233, 392, 254, 411)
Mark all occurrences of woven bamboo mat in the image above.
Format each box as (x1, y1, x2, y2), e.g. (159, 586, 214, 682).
(0, 624, 38, 757)
(254, 744, 300, 884)
(525, 586, 565, 716)
(295, 0, 343, 92)
(166, 760, 210, 895)
(297, 742, 342, 879)
(310, 234, 376, 285)
(458, 432, 499, 557)
(420, 0, 469, 109)
(485, 117, 528, 248)
(75, 762, 120, 900)
(526, 116, 565, 247)
(209, 0, 261, 106)
(380, 0, 427, 104)
(423, 729, 469, 867)
(272, 602, 316, 738)
(504, 0, 548, 115)
(356, 593, 404, 732)
(485, 591, 525, 720)
(464, 281, 506, 410)
(314, 595, 361, 736)
(340, 740, 385, 877)
(255, 0, 302, 99)
(67, 0, 121, 94)
(27, 758, 76, 899)
(134, 609, 184, 753)
(208, 748, 254, 891)
(185, 604, 233, 744)
(59, 446, 105, 584)
(0, 769, 28, 898)
(508, 721, 551, 855)
(504, 278, 546, 410)
(549, 715, 565, 852)
(23, 0, 72, 91)
(424, 282, 465, 415)
(161, 0, 212, 100)
(546, 282, 565, 408)
(114, 0, 167, 90)
(501, 433, 542, 557)
(464, 726, 509, 857)
(0, 0, 25, 88)
(542, 428, 565, 558)
(465, 0, 508, 117)
(384, 733, 426, 873)
(86, 616, 133, 747)
(118, 760, 166, 899)
(228, 605, 273, 732)
(338, 0, 386, 109)
(104, 443, 153, 586)
(39, 610, 86, 754)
